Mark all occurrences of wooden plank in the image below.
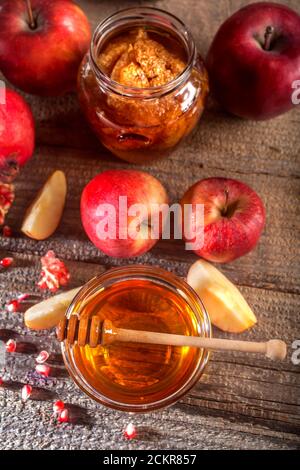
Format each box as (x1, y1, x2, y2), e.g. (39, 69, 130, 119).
(1, 252, 299, 442)
(1, 396, 299, 450)
(2, 142, 300, 295)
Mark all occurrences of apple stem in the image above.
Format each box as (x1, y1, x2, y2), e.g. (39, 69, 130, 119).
(25, 0, 36, 29)
(263, 26, 274, 51)
(223, 189, 229, 215)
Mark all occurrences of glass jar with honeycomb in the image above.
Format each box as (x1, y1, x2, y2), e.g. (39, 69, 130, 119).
(77, 7, 209, 163)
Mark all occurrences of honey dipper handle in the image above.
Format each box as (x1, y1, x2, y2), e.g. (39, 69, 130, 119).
(106, 324, 286, 361)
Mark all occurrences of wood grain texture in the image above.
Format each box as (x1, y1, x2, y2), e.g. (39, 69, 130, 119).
(0, 0, 300, 450)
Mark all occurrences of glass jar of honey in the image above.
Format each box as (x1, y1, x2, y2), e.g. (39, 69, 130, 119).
(61, 265, 211, 412)
(77, 7, 209, 164)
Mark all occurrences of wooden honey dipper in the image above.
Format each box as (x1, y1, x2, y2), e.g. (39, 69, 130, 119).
(57, 316, 287, 361)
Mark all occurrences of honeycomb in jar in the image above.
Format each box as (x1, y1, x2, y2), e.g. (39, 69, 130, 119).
(97, 28, 189, 128)
(98, 28, 186, 87)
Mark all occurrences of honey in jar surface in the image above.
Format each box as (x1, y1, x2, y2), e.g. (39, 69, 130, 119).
(72, 278, 203, 408)
(78, 13, 209, 163)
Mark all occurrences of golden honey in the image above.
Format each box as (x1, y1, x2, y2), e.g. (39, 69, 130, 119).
(62, 266, 211, 412)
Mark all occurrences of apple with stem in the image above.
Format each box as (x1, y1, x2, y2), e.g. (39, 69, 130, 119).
(81, 170, 169, 258)
(0, 87, 35, 182)
(207, 2, 300, 120)
(0, 0, 91, 96)
(180, 177, 266, 263)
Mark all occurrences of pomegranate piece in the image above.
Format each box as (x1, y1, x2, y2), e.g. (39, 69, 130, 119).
(37, 250, 70, 293)
(0, 182, 14, 225)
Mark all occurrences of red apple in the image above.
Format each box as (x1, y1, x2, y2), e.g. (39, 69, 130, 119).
(0, 0, 91, 96)
(0, 87, 35, 181)
(81, 170, 169, 258)
(180, 177, 265, 263)
(207, 2, 300, 120)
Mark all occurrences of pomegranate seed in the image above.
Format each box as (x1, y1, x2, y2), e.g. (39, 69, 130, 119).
(0, 257, 13, 268)
(58, 408, 69, 423)
(53, 400, 65, 413)
(0, 377, 3, 386)
(35, 364, 51, 377)
(6, 339, 17, 353)
(6, 294, 30, 313)
(6, 299, 20, 313)
(3, 225, 12, 237)
(36, 350, 50, 364)
(124, 423, 137, 439)
(21, 384, 32, 402)
(18, 293, 30, 301)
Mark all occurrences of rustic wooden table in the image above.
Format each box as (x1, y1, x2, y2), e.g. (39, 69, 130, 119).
(1, 0, 300, 451)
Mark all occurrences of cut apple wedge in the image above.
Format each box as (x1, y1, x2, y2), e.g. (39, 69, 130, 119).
(21, 170, 67, 240)
(24, 287, 81, 330)
(187, 260, 257, 333)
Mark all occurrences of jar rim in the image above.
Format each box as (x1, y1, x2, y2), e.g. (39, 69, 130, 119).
(89, 6, 197, 99)
(61, 265, 211, 413)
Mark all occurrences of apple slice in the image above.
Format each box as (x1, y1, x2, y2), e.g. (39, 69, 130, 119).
(21, 170, 67, 240)
(187, 259, 257, 333)
(24, 287, 82, 330)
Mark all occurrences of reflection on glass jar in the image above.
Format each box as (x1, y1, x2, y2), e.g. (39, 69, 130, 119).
(78, 7, 209, 163)
(61, 265, 211, 413)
